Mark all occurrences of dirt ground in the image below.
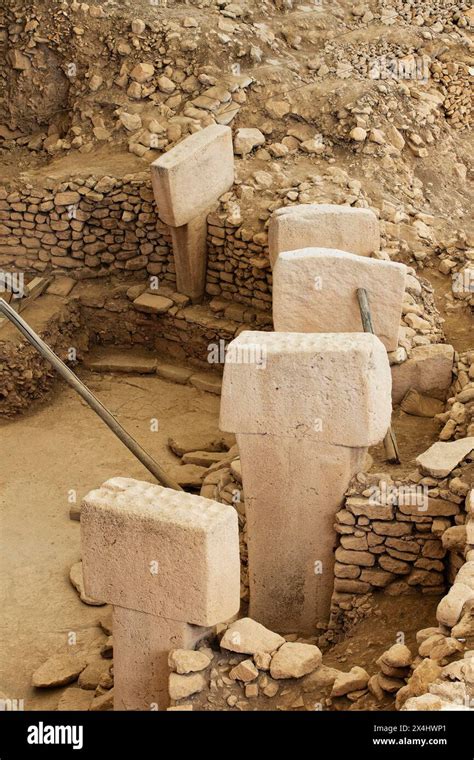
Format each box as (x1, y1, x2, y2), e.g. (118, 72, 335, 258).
(0, 348, 445, 711)
(0, 368, 220, 710)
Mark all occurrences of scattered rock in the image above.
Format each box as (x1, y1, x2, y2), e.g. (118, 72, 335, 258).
(168, 649, 212, 675)
(169, 672, 207, 700)
(32, 654, 87, 688)
(220, 618, 285, 655)
(331, 666, 370, 697)
(270, 643, 322, 679)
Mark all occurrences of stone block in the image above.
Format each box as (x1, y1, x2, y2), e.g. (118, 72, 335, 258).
(81, 477, 240, 626)
(272, 247, 406, 351)
(220, 331, 392, 448)
(391, 344, 454, 404)
(151, 125, 234, 227)
(268, 203, 380, 266)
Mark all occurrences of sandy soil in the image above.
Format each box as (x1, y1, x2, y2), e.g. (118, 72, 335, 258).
(0, 368, 220, 709)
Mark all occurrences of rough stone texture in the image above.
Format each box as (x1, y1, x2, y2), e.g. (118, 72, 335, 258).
(113, 605, 209, 710)
(417, 439, 474, 478)
(330, 666, 370, 697)
(268, 204, 380, 266)
(170, 212, 209, 302)
(220, 618, 285, 655)
(81, 477, 240, 626)
(221, 331, 391, 632)
(168, 671, 207, 701)
(220, 331, 392, 448)
(391, 344, 454, 404)
(168, 649, 211, 675)
(273, 247, 406, 351)
(269, 643, 322, 679)
(31, 654, 87, 688)
(150, 125, 234, 227)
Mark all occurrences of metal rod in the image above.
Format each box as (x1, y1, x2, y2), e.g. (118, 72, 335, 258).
(356, 288, 401, 465)
(0, 298, 183, 491)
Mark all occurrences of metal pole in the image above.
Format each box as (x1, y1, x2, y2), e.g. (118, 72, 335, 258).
(356, 288, 401, 465)
(0, 298, 183, 491)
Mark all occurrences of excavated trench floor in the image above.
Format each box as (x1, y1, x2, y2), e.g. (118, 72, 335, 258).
(2, 261, 472, 710)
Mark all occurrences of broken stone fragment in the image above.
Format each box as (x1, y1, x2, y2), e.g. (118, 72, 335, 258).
(169, 672, 207, 701)
(269, 642, 322, 679)
(220, 618, 285, 655)
(69, 561, 106, 606)
(417, 438, 474, 478)
(229, 659, 258, 682)
(32, 654, 87, 688)
(234, 128, 265, 156)
(330, 666, 370, 697)
(168, 649, 212, 675)
(400, 389, 445, 418)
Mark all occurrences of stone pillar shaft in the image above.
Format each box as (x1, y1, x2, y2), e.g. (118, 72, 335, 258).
(238, 435, 366, 632)
(113, 607, 210, 710)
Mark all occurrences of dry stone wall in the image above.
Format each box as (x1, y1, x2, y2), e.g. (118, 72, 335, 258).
(0, 175, 175, 281)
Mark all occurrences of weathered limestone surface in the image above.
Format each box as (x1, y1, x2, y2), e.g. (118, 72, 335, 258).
(416, 438, 474, 478)
(81, 476, 240, 711)
(220, 331, 392, 448)
(81, 476, 240, 626)
(151, 124, 234, 227)
(268, 204, 380, 266)
(273, 248, 406, 351)
(236, 434, 366, 632)
(170, 212, 208, 301)
(391, 344, 454, 404)
(112, 606, 208, 710)
(220, 331, 392, 631)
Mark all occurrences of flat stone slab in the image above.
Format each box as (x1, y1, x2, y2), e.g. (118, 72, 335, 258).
(81, 477, 240, 626)
(220, 331, 392, 448)
(165, 463, 208, 488)
(151, 124, 234, 227)
(84, 349, 157, 374)
(189, 372, 222, 395)
(156, 363, 193, 384)
(168, 432, 233, 456)
(32, 654, 87, 688)
(391, 344, 454, 404)
(133, 293, 174, 314)
(416, 438, 474, 478)
(268, 203, 380, 267)
(272, 247, 406, 352)
(46, 277, 77, 297)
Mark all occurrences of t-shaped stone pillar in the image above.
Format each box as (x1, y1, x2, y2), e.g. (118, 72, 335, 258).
(273, 248, 407, 352)
(81, 477, 240, 710)
(151, 125, 234, 302)
(268, 203, 380, 267)
(220, 332, 392, 633)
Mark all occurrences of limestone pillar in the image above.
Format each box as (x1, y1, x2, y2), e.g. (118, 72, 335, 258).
(220, 331, 392, 633)
(268, 203, 381, 267)
(272, 247, 407, 352)
(81, 477, 240, 710)
(151, 124, 234, 302)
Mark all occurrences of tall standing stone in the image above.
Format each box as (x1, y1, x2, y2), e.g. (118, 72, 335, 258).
(220, 331, 392, 632)
(151, 125, 234, 302)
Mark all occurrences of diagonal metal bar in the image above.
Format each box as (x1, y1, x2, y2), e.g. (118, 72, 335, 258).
(0, 297, 183, 490)
(357, 287, 401, 464)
